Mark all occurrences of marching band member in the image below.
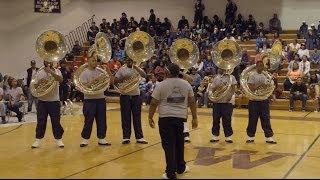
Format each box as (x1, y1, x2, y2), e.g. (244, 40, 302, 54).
(148, 63, 198, 179)
(79, 51, 111, 147)
(114, 56, 148, 145)
(31, 61, 64, 148)
(209, 68, 237, 143)
(246, 61, 277, 144)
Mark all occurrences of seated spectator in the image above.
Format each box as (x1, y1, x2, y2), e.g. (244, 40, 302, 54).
(128, 17, 139, 32)
(71, 40, 82, 56)
(139, 17, 148, 32)
(87, 28, 98, 45)
(107, 58, 122, 75)
(154, 18, 162, 36)
(113, 45, 125, 61)
(284, 63, 303, 91)
(297, 44, 310, 58)
(145, 74, 157, 105)
(269, 13, 282, 33)
(100, 18, 108, 33)
(309, 71, 320, 111)
(178, 16, 189, 30)
(272, 72, 282, 99)
(310, 48, 320, 65)
(298, 21, 308, 39)
(6, 78, 24, 122)
(256, 32, 267, 50)
(235, 14, 245, 36)
(289, 77, 307, 111)
(223, 33, 236, 41)
(289, 39, 301, 52)
(241, 29, 251, 41)
(89, 21, 99, 32)
(305, 28, 318, 50)
(203, 16, 212, 31)
(209, 27, 221, 44)
(189, 67, 202, 93)
(0, 86, 5, 124)
(197, 75, 211, 107)
(245, 14, 257, 36)
(257, 22, 267, 35)
(193, 59, 204, 77)
(299, 55, 311, 77)
(288, 54, 301, 71)
(161, 17, 172, 32)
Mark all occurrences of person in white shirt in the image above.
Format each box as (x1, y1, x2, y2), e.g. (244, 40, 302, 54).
(288, 54, 301, 71)
(246, 61, 277, 144)
(297, 44, 310, 58)
(192, 59, 204, 72)
(299, 55, 311, 77)
(289, 39, 301, 52)
(79, 51, 111, 147)
(114, 57, 148, 145)
(24, 60, 38, 112)
(0, 87, 6, 124)
(31, 61, 64, 149)
(6, 78, 24, 122)
(148, 63, 198, 179)
(208, 68, 237, 143)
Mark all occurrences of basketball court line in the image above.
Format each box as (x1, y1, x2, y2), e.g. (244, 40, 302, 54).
(282, 133, 320, 179)
(0, 124, 23, 136)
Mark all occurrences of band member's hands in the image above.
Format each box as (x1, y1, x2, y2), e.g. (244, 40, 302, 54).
(149, 118, 155, 128)
(192, 118, 198, 129)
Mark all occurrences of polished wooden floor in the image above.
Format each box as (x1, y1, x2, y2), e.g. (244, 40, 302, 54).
(0, 103, 320, 179)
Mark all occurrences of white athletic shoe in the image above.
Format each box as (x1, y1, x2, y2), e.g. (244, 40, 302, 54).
(225, 136, 233, 143)
(162, 173, 169, 179)
(177, 165, 190, 174)
(98, 138, 111, 146)
(246, 136, 255, 143)
(266, 137, 277, 144)
(210, 135, 219, 143)
(184, 136, 191, 143)
(56, 139, 64, 148)
(136, 138, 148, 144)
(31, 139, 41, 148)
(80, 138, 89, 147)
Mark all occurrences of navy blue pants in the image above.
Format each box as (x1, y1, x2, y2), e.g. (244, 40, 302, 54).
(120, 95, 143, 140)
(36, 101, 64, 139)
(247, 100, 274, 138)
(212, 103, 233, 137)
(82, 98, 106, 139)
(159, 117, 186, 179)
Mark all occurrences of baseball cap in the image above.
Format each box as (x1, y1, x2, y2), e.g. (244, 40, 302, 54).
(31, 60, 36, 64)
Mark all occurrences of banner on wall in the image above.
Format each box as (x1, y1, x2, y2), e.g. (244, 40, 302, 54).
(34, 0, 61, 13)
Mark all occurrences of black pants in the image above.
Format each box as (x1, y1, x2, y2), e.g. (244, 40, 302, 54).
(212, 103, 233, 137)
(159, 117, 186, 179)
(81, 98, 106, 139)
(36, 101, 64, 139)
(247, 100, 274, 138)
(8, 102, 23, 121)
(120, 95, 144, 140)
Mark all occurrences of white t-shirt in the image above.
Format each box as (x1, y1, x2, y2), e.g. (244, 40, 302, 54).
(298, 61, 310, 75)
(152, 78, 194, 119)
(210, 74, 237, 103)
(79, 68, 105, 100)
(297, 49, 310, 58)
(34, 69, 62, 102)
(115, 66, 140, 96)
(7, 87, 23, 102)
(247, 71, 269, 101)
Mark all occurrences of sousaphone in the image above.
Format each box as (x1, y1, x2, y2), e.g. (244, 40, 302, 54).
(114, 30, 155, 94)
(73, 32, 112, 95)
(208, 39, 242, 102)
(30, 30, 67, 98)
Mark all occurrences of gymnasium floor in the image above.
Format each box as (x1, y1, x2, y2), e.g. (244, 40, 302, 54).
(0, 103, 319, 179)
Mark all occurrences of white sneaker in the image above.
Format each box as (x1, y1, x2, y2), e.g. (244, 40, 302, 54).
(266, 137, 277, 144)
(98, 138, 111, 146)
(31, 139, 41, 148)
(162, 173, 169, 179)
(80, 138, 89, 147)
(56, 139, 64, 148)
(246, 136, 255, 143)
(184, 136, 191, 143)
(210, 135, 219, 142)
(136, 138, 148, 144)
(225, 136, 233, 143)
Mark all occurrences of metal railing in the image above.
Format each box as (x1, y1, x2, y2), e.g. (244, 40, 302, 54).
(64, 15, 95, 52)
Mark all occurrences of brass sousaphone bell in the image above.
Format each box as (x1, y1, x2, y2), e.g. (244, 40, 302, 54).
(169, 38, 199, 70)
(208, 39, 242, 102)
(73, 32, 112, 95)
(30, 30, 67, 98)
(114, 30, 155, 94)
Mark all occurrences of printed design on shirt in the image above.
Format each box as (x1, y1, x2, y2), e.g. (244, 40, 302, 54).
(166, 86, 186, 103)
